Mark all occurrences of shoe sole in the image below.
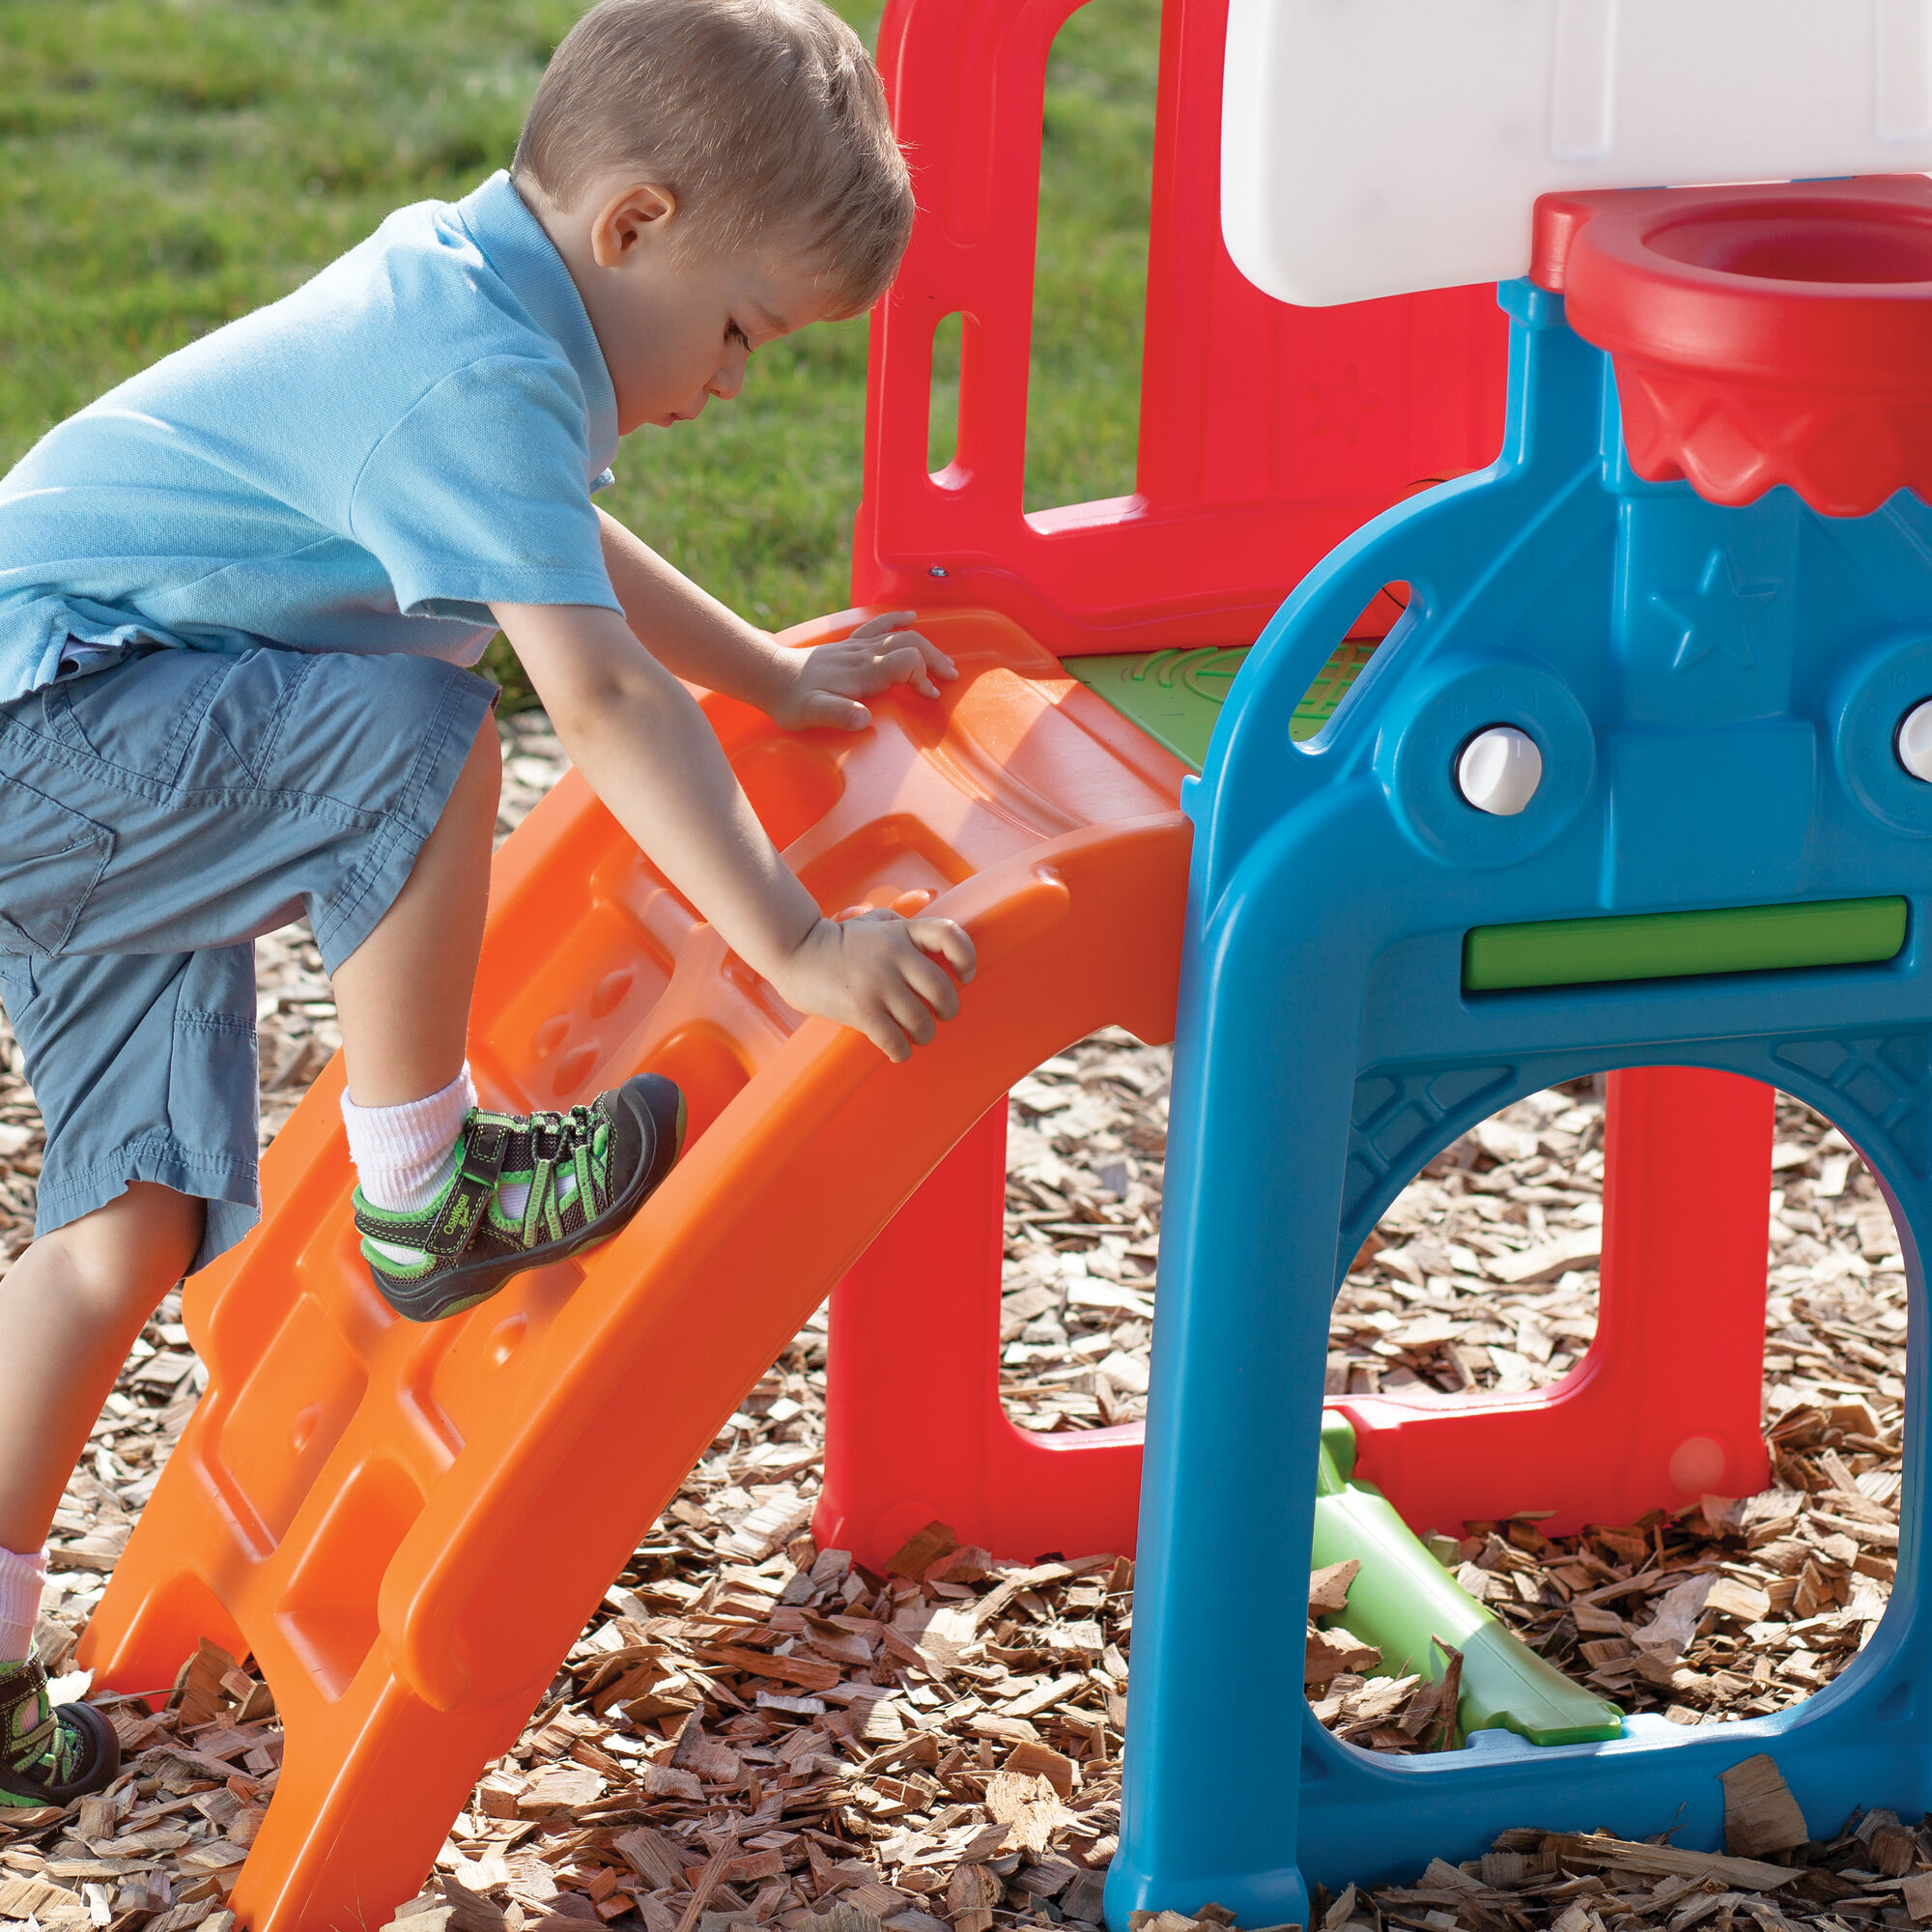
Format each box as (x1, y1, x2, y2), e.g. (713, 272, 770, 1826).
(378, 1074, 687, 1323)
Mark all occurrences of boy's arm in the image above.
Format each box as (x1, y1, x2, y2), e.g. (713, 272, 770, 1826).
(595, 508, 954, 728)
(491, 600, 975, 1061)
(595, 507, 791, 708)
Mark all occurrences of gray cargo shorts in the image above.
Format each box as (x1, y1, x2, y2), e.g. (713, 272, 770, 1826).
(0, 643, 497, 1271)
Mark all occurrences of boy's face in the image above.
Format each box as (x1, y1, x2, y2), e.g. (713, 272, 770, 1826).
(523, 175, 850, 437)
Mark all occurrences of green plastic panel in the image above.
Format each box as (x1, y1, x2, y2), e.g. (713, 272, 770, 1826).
(1312, 1421, 1623, 1747)
(1464, 895, 1909, 993)
(1064, 639, 1378, 773)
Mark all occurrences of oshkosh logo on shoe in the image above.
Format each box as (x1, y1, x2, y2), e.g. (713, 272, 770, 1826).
(446, 1193, 476, 1233)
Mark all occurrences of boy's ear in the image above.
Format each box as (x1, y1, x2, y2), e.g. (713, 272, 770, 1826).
(590, 183, 678, 268)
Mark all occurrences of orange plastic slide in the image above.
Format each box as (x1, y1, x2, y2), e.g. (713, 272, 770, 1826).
(76, 610, 1189, 1932)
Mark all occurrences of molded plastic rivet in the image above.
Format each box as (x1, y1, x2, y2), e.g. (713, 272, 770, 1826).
(1898, 699, 1932, 781)
(1456, 726, 1542, 816)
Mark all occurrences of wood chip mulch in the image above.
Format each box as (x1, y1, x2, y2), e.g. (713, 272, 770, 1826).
(1311, 1083, 1902, 1749)
(0, 714, 1920, 1932)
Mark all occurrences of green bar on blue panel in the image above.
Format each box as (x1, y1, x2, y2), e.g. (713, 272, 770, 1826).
(1463, 896, 1909, 993)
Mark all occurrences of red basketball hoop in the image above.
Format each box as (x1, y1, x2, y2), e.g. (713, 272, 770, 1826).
(1533, 175, 1932, 516)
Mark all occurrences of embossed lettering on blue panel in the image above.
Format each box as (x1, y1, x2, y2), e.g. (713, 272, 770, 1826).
(1605, 724, 1816, 908)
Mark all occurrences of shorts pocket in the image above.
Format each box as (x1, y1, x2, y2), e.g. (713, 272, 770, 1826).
(0, 772, 114, 956)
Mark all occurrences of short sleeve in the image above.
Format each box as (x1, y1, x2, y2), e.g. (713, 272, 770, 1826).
(348, 355, 621, 620)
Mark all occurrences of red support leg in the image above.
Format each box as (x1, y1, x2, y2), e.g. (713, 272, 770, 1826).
(817, 1067, 1776, 1569)
(813, 1104, 1142, 1570)
(1598, 1065, 1776, 1500)
(1346, 1066, 1775, 1532)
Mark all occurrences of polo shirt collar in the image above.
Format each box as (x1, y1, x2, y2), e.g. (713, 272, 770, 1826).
(458, 170, 620, 472)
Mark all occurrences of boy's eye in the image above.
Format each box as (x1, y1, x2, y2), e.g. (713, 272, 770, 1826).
(726, 321, 751, 351)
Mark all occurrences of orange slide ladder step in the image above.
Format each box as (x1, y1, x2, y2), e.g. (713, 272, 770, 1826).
(78, 612, 1189, 1932)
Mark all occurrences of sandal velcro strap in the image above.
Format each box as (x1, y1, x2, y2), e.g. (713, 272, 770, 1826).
(464, 1118, 512, 1177)
(427, 1118, 512, 1258)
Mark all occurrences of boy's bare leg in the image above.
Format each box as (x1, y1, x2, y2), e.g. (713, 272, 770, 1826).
(328, 715, 501, 1107)
(0, 724, 497, 1556)
(0, 1183, 203, 1555)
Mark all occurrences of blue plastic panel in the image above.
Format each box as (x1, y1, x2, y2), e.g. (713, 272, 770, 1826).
(1110, 278, 1932, 1924)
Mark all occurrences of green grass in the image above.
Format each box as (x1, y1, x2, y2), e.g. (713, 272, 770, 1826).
(0, 0, 1156, 707)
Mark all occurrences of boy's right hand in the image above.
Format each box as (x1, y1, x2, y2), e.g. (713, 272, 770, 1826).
(774, 911, 978, 1062)
(496, 599, 978, 1062)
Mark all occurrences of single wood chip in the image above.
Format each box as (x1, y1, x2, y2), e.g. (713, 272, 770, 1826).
(1307, 1626, 1381, 1688)
(1486, 1228, 1603, 1285)
(1706, 1577, 1774, 1626)
(1557, 1833, 1802, 1890)
(1309, 1558, 1361, 1618)
(885, 1520, 958, 1579)
(947, 1863, 1003, 1932)
(1721, 1753, 1811, 1856)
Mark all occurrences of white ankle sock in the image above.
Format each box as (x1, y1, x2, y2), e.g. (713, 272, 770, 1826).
(341, 1065, 477, 1212)
(0, 1547, 45, 1665)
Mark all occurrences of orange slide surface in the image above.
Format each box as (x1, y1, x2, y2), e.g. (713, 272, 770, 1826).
(76, 610, 1189, 1932)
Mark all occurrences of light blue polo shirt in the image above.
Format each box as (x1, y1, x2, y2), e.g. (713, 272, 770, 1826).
(0, 171, 624, 704)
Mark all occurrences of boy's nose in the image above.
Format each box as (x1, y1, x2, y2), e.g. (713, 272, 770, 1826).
(710, 346, 751, 401)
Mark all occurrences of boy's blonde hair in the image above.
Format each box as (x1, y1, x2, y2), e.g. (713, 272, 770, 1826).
(514, 0, 914, 315)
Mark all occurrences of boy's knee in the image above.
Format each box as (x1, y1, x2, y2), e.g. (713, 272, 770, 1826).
(35, 1183, 203, 1308)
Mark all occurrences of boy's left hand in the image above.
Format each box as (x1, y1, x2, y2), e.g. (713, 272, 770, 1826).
(767, 611, 957, 731)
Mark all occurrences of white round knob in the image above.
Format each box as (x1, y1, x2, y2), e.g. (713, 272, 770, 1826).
(1457, 726, 1543, 816)
(1899, 699, 1932, 781)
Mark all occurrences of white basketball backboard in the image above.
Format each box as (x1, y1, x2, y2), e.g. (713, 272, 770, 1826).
(1223, 0, 1932, 306)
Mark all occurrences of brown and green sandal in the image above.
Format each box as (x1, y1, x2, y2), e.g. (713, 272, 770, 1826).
(0, 1651, 120, 1806)
(354, 1072, 687, 1322)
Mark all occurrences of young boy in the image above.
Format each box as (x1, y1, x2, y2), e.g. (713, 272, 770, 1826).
(0, 0, 974, 1803)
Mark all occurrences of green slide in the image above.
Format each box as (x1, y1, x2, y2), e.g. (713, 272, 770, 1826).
(1312, 1416, 1624, 1747)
